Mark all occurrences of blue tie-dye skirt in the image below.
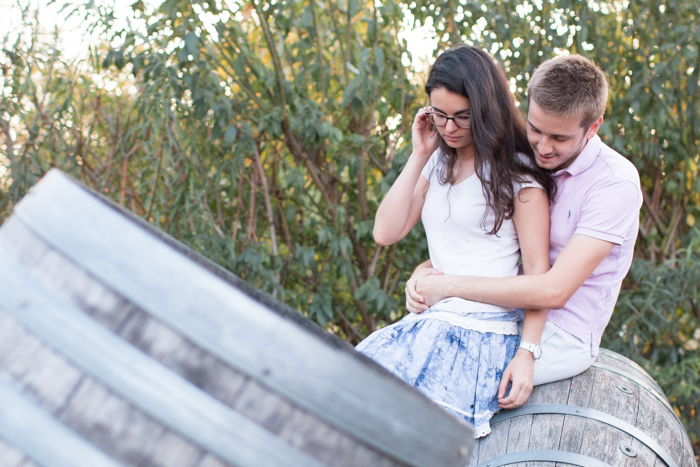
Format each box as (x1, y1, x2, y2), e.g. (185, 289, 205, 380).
(355, 309, 520, 438)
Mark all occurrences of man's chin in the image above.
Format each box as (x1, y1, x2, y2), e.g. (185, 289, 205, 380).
(535, 154, 559, 168)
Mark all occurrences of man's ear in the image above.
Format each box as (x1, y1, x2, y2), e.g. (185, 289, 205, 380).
(585, 117, 603, 139)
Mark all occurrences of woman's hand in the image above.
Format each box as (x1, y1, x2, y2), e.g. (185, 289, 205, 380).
(411, 106, 440, 159)
(405, 266, 443, 313)
(497, 350, 535, 409)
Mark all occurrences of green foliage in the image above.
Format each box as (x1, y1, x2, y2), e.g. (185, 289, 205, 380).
(603, 229, 700, 444)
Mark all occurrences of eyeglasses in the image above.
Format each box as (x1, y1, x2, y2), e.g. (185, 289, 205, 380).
(425, 111, 471, 129)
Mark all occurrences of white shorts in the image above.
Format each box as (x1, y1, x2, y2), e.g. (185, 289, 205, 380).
(520, 320, 597, 386)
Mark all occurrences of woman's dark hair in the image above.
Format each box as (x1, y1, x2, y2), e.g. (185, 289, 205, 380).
(425, 44, 556, 234)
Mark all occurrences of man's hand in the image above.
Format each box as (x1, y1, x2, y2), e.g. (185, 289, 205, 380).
(497, 349, 535, 409)
(405, 267, 443, 313)
(414, 273, 451, 307)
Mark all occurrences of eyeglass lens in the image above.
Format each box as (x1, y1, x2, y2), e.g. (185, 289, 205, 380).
(428, 113, 470, 129)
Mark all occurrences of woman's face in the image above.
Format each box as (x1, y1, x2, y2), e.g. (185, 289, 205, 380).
(428, 87, 473, 151)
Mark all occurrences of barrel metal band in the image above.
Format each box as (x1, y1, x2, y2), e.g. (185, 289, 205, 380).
(475, 449, 612, 467)
(0, 259, 329, 467)
(0, 379, 125, 467)
(589, 362, 679, 423)
(490, 404, 679, 467)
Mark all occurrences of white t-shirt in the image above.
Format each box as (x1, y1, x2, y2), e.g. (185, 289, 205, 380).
(420, 150, 540, 315)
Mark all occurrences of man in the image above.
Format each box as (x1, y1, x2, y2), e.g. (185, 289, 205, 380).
(406, 54, 642, 409)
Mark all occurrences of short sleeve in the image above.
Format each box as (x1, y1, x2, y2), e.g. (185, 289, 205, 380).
(513, 176, 543, 194)
(421, 150, 442, 181)
(576, 180, 642, 245)
(513, 153, 544, 193)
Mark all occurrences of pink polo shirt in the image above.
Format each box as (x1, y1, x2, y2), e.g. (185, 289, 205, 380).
(546, 135, 642, 355)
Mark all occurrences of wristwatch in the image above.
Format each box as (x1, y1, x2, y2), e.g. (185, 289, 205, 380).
(518, 341, 542, 360)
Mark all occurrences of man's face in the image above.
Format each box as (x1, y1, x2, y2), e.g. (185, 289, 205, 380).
(527, 100, 602, 171)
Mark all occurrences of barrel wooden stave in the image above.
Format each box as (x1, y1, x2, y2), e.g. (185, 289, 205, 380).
(596, 349, 664, 394)
(637, 388, 685, 462)
(0, 217, 398, 467)
(0, 307, 223, 467)
(683, 437, 697, 467)
(0, 438, 39, 467)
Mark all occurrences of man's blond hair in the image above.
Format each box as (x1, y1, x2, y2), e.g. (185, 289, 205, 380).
(527, 54, 608, 127)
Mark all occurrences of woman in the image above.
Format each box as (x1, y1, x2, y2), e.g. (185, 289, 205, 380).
(356, 45, 555, 438)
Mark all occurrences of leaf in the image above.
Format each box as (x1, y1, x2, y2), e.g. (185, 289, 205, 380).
(356, 220, 374, 239)
(351, 96, 363, 115)
(102, 50, 113, 69)
(346, 62, 360, 75)
(339, 236, 353, 256)
(185, 32, 199, 60)
(224, 125, 238, 145)
(342, 76, 360, 107)
(374, 46, 385, 78)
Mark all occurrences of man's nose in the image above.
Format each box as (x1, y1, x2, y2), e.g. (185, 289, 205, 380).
(538, 135, 553, 154)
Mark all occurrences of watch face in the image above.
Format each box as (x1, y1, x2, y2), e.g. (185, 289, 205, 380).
(534, 347, 542, 359)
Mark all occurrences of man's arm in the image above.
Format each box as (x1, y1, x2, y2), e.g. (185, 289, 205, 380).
(415, 233, 615, 310)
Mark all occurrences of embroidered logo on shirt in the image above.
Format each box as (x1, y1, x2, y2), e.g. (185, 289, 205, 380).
(567, 209, 572, 220)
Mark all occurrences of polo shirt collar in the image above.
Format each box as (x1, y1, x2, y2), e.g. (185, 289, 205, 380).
(552, 134, 601, 176)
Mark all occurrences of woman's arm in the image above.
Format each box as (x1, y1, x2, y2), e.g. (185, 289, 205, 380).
(497, 186, 551, 409)
(373, 107, 440, 246)
(404, 259, 444, 314)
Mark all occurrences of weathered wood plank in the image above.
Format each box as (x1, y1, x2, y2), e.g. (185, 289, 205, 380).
(0, 377, 125, 467)
(465, 437, 481, 467)
(566, 368, 596, 408)
(0, 306, 225, 467)
(516, 379, 571, 467)
(580, 424, 632, 466)
(0, 259, 329, 467)
(336, 439, 401, 467)
(535, 379, 573, 406)
(579, 367, 640, 465)
(618, 438, 658, 467)
(0, 313, 85, 415)
(0, 219, 406, 467)
(559, 368, 596, 454)
(595, 349, 662, 393)
(0, 218, 136, 333)
(119, 312, 250, 404)
(0, 439, 39, 467)
(60, 377, 205, 467)
(681, 435, 697, 467)
(477, 416, 511, 464)
(588, 366, 639, 425)
(634, 385, 684, 466)
(522, 414, 564, 467)
(505, 414, 533, 458)
(10, 170, 474, 467)
(502, 379, 540, 466)
(195, 455, 229, 467)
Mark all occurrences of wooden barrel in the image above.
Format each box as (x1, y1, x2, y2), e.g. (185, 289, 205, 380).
(467, 348, 697, 467)
(0, 169, 474, 467)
